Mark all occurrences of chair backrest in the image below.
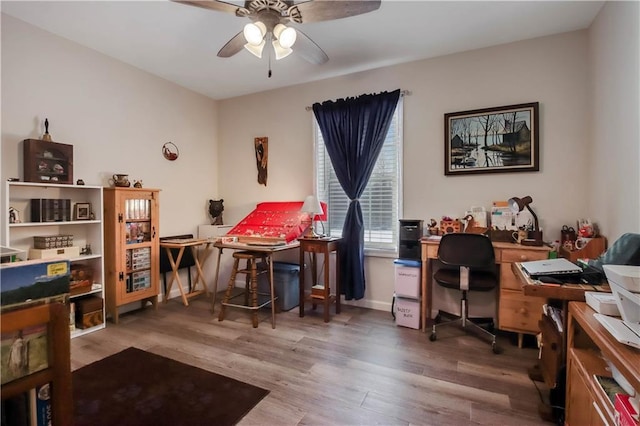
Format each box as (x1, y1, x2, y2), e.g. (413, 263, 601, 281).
(437, 233, 495, 269)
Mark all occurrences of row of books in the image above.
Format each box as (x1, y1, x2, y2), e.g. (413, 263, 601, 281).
(30, 198, 71, 223)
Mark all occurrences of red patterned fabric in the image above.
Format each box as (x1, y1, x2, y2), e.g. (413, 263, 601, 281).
(226, 201, 327, 243)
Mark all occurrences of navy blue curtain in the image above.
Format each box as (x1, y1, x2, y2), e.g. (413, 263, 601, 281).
(312, 89, 401, 300)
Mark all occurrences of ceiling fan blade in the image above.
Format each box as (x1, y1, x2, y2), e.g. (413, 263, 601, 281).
(289, 0, 381, 23)
(172, 0, 242, 15)
(217, 31, 246, 58)
(294, 29, 329, 65)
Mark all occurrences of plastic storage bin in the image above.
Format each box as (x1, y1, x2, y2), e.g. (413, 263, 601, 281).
(258, 261, 301, 311)
(393, 259, 421, 298)
(394, 296, 421, 329)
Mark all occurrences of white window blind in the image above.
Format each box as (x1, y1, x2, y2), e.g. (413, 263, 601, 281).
(314, 100, 403, 251)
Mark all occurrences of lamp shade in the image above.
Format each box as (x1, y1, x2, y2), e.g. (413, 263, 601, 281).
(243, 22, 266, 45)
(244, 40, 265, 58)
(301, 195, 323, 217)
(508, 196, 533, 214)
(273, 24, 297, 49)
(507, 195, 539, 235)
(272, 40, 293, 60)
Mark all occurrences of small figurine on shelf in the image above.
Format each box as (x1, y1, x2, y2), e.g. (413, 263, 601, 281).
(76, 179, 85, 185)
(427, 218, 439, 236)
(80, 244, 92, 256)
(133, 180, 143, 188)
(9, 207, 20, 224)
(42, 118, 52, 141)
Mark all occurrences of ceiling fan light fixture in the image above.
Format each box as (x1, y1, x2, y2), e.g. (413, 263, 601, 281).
(272, 40, 293, 60)
(244, 40, 265, 58)
(243, 21, 266, 45)
(273, 23, 297, 49)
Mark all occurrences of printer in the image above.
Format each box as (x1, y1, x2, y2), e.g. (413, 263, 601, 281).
(594, 265, 640, 349)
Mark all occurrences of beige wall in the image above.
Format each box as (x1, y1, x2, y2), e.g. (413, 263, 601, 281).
(1, 14, 220, 239)
(219, 31, 595, 309)
(2, 2, 638, 312)
(587, 1, 640, 242)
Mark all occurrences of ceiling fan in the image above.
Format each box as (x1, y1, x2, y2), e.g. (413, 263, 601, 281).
(174, 0, 381, 66)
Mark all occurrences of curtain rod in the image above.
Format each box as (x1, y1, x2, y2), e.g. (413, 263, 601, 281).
(305, 89, 411, 111)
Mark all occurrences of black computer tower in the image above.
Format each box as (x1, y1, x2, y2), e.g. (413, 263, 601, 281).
(398, 219, 423, 260)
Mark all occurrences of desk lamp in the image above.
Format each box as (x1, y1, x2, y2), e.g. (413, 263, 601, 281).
(301, 195, 324, 238)
(508, 196, 543, 246)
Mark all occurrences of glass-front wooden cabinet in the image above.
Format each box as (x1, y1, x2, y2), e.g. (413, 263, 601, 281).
(23, 139, 74, 185)
(103, 188, 160, 324)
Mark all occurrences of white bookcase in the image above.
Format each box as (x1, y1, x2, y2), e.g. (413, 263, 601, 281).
(4, 181, 105, 338)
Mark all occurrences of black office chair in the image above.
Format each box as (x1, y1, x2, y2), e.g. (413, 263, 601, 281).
(429, 233, 500, 353)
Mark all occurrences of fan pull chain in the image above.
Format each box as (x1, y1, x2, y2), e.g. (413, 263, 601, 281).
(268, 44, 272, 78)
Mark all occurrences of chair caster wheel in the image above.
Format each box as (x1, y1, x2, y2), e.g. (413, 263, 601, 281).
(429, 333, 437, 341)
(492, 342, 500, 354)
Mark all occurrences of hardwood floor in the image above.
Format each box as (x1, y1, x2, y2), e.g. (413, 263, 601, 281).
(71, 295, 553, 425)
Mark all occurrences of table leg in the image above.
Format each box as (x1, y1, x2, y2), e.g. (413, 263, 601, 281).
(421, 257, 432, 332)
(268, 255, 276, 329)
(211, 248, 223, 314)
(299, 247, 305, 318)
(164, 247, 183, 303)
(191, 245, 210, 297)
(166, 247, 189, 306)
(311, 252, 318, 310)
(323, 248, 330, 323)
(335, 247, 340, 315)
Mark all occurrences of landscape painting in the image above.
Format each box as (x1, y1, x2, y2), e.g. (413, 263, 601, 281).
(444, 102, 539, 175)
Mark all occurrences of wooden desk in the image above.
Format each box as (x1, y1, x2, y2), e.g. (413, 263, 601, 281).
(512, 262, 610, 389)
(160, 238, 213, 306)
(210, 240, 299, 328)
(566, 302, 640, 425)
(420, 237, 551, 341)
(298, 237, 341, 323)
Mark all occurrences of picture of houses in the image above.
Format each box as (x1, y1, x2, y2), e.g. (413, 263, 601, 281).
(446, 103, 537, 174)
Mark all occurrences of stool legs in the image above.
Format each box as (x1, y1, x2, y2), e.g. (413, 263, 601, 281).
(250, 261, 259, 328)
(217, 251, 274, 328)
(218, 257, 240, 322)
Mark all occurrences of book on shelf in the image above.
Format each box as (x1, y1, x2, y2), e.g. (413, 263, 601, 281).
(543, 304, 564, 333)
(311, 285, 325, 298)
(593, 374, 629, 405)
(0, 259, 70, 309)
(29, 383, 52, 426)
(1, 391, 30, 426)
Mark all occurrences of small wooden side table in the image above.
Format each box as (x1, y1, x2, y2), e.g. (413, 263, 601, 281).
(298, 237, 342, 322)
(160, 238, 213, 306)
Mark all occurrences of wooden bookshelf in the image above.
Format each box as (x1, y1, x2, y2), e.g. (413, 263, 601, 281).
(1, 302, 73, 425)
(565, 302, 640, 425)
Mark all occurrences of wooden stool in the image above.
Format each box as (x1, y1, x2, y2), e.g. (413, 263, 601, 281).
(218, 251, 276, 328)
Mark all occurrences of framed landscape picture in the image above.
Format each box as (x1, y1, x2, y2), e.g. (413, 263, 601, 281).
(444, 102, 539, 176)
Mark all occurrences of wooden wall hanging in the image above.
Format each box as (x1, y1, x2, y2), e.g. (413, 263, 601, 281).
(254, 137, 268, 186)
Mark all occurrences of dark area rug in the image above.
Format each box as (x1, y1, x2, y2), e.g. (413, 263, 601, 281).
(73, 347, 269, 426)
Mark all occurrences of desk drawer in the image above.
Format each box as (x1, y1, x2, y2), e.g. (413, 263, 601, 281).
(500, 264, 526, 291)
(424, 245, 438, 259)
(499, 290, 546, 333)
(501, 249, 549, 263)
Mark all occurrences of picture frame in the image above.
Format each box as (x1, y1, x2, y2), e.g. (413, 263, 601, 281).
(74, 203, 91, 221)
(444, 102, 539, 176)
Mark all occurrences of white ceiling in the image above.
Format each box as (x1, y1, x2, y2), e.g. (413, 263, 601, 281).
(1, 1, 605, 100)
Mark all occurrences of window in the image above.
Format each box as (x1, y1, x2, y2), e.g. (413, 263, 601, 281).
(314, 100, 403, 252)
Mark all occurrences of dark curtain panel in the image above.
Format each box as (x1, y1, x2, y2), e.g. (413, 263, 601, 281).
(312, 89, 401, 300)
